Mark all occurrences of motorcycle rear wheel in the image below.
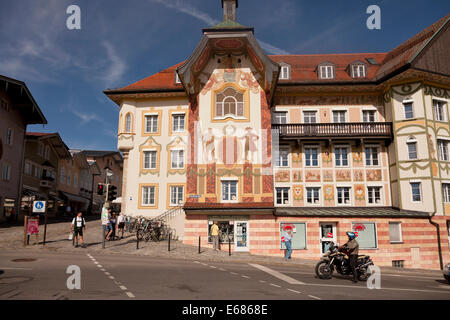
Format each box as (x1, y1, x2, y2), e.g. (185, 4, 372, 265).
(315, 261, 333, 279)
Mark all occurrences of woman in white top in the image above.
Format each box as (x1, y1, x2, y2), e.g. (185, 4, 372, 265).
(117, 212, 125, 239)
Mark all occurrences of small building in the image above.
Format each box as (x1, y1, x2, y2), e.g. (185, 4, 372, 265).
(0, 75, 47, 222)
(81, 150, 123, 213)
(21, 133, 71, 218)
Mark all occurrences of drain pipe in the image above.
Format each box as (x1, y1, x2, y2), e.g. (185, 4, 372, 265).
(428, 212, 444, 270)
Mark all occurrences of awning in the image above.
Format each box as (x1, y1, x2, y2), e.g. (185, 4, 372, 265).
(60, 192, 90, 205)
(275, 207, 431, 218)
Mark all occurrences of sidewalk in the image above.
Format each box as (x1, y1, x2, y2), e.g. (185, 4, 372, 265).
(0, 219, 444, 277)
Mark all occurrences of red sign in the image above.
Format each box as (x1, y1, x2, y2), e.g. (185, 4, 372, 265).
(282, 224, 294, 231)
(354, 232, 359, 237)
(353, 223, 366, 232)
(27, 218, 39, 235)
(327, 232, 333, 238)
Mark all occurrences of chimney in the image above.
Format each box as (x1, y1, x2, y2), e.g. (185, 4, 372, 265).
(222, 0, 238, 22)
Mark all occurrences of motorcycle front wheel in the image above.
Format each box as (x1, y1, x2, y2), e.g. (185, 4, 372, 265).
(315, 261, 333, 279)
(358, 267, 369, 281)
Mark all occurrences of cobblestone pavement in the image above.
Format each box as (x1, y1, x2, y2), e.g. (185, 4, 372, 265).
(0, 219, 444, 277)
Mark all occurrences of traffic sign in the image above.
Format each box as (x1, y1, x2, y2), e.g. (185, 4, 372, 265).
(33, 201, 46, 213)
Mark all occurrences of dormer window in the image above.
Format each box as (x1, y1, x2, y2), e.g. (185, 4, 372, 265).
(351, 64, 366, 78)
(175, 72, 181, 84)
(279, 65, 290, 80)
(319, 64, 334, 79)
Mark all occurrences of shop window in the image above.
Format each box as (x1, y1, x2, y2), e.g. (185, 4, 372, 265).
(280, 223, 307, 250)
(389, 222, 402, 243)
(352, 222, 377, 249)
(208, 220, 234, 244)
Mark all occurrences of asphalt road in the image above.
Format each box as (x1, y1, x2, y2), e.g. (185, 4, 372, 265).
(0, 249, 449, 300)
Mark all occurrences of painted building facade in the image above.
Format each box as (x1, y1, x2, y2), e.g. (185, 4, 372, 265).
(105, 2, 450, 269)
(0, 75, 47, 222)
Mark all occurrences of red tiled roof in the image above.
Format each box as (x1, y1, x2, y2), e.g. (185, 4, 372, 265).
(114, 61, 185, 92)
(106, 14, 449, 93)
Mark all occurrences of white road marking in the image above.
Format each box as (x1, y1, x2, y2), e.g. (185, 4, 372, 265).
(270, 283, 281, 288)
(210, 266, 217, 269)
(288, 289, 301, 294)
(87, 254, 136, 299)
(0, 267, 32, 270)
(259, 280, 266, 283)
(230, 272, 238, 275)
(309, 295, 321, 300)
(436, 285, 450, 290)
(193, 261, 200, 264)
(300, 282, 450, 294)
(249, 263, 305, 284)
(218, 268, 226, 271)
(241, 275, 250, 279)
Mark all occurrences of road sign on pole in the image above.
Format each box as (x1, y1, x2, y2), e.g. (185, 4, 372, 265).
(33, 201, 46, 213)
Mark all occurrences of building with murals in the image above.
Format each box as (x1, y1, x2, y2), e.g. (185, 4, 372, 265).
(105, 1, 450, 269)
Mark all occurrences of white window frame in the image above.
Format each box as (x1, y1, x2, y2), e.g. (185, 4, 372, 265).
(275, 146, 289, 167)
(410, 182, 422, 202)
(443, 183, 450, 203)
(389, 222, 403, 243)
(170, 186, 184, 206)
(362, 109, 377, 123)
(273, 111, 288, 124)
(403, 100, 414, 120)
(172, 113, 186, 132)
(334, 145, 350, 167)
(365, 145, 380, 166)
(170, 149, 185, 169)
(336, 186, 352, 205)
(319, 65, 334, 79)
(406, 137, 418, 160)
(221, 179, 238, 203)
(304, 145, 319, 167)
(143, 150, 157, 169)
(438, 139, 449, 161)
(306, 187, 321, 205)
(141, 186, 156, 206)
(275, 187, 290, 205)
(303, 110, 318, 124)
(279, 66, 290, 80)
(367, 186, 383, 205)
(351, 64, 366, 78)
(144, 114, 159, 133)
(332, 110, 347, 123)
(433, 99, 446, 122)
(125, 113, 132, 133)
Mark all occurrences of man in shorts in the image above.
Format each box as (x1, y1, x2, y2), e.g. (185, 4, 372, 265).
(71, 211, 86, 248)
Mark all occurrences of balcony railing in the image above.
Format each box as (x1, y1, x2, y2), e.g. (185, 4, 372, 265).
(272, 122, 393, 140)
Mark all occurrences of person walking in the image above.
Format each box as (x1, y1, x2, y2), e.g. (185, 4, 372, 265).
(117, 212, 125, 239)
(110, 212, 117, 240)
(210, 221, 220, 251)
(70, 212, 86, 248)
(282, 226, 293, 260)
(104, 208, 113, 241)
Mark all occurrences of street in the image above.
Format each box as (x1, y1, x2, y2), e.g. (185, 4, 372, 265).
(1, 249, 449, 300)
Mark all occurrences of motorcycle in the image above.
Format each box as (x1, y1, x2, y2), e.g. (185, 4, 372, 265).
(315, 241, 374, 281)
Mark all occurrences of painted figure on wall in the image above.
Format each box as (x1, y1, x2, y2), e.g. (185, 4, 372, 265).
(242, 127, 259, 163)
(202, 128, 216, 163)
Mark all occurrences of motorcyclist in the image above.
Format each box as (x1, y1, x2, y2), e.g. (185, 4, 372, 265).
(340, 231, 359, 283)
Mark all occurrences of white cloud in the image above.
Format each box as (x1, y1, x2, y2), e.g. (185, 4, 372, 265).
(149, 0, 290, 55)
(100, 41, 127, 87)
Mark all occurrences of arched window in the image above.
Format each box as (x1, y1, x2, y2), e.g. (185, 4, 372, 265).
(125, 113, 132, 133)
(215, 87, 244, 119)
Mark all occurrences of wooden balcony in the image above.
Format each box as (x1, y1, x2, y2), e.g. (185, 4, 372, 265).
(272, 122, 393, 141)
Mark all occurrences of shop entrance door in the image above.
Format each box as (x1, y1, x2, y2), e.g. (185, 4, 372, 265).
(234, 221, 249, 252)
(320, 222, 337, 254)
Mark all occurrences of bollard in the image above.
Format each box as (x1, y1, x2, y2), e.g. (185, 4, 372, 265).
(198, 236, 201, 254)
(168, 232, 171, 252)
(229, 236, 231, 256)
(136, 230, 139, 250)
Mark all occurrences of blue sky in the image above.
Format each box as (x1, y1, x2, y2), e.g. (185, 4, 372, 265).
(1, 0, 449, 151)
